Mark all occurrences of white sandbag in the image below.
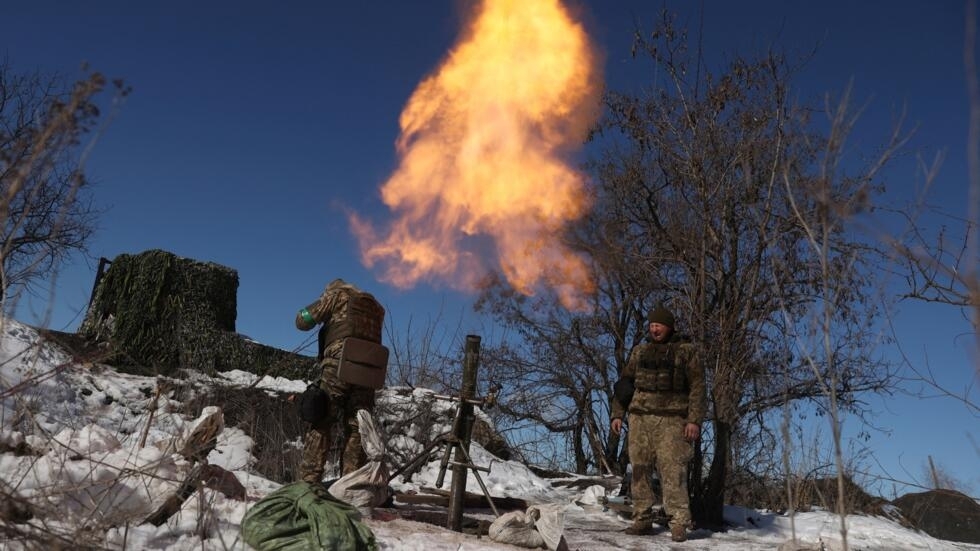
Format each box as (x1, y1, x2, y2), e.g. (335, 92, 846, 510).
(355, 408, 384, 462)
(328, 409, 391, 514)
(576, 484, 607, 506)
(531, 505, 565, 550)
(488, 505, 565, 550)
(488, 508, 546, 548)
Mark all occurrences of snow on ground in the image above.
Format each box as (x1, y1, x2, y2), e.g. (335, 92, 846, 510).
(1, 317, 978, 550)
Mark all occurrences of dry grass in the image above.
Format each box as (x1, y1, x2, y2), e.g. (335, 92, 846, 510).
(181, 385, 305, 484)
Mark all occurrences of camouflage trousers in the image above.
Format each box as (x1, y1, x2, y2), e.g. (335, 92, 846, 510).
(299, 350, 376, 483)
(627, 412, 694, 530)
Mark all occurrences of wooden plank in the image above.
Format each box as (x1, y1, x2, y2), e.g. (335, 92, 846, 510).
(394, 488, 528, 511)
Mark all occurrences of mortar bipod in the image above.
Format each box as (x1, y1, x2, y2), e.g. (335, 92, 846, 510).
(434, 393, 479, 491)
(385, 390, 500, 518)
(432, 395, 499, 518)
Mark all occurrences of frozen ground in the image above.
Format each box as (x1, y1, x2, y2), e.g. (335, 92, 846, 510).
(1, 318, 977, 550)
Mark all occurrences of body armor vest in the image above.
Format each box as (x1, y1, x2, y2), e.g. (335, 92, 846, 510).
(634, 342, 689, 394)
(319, 290, 384, 358)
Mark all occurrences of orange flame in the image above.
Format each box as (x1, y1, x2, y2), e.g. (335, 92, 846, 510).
(350, 0, 602, 310)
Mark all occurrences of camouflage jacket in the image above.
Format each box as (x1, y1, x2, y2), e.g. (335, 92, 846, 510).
(295, 279, 385, 396)
(295, 279, 385, 359)
(611, 334, 707, 426)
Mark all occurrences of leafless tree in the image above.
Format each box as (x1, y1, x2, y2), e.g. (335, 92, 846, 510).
(477, 10, 904, 529)
(888, 0, 980, 419)
(383, 309, 464, 392)
(475, 180, 661, 474)
(772, 79, 911, 549)
(476, 272, 627, 473)
(598, 14, 904, 528)
(0, 63, 125, 318)
(896, 1, 980, 332)
(924, 455, 967, 491)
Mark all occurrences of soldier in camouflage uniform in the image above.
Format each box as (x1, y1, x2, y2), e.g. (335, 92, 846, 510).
(610, 303, 707, 542)
(295, 279, 385, 483)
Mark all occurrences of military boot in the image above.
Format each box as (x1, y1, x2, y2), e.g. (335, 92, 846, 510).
(669, 523, 687, 542)
(625, 520, 655, 535)
(651, 506, 670, 526)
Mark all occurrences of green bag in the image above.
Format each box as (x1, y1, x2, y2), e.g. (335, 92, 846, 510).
(242, 481, 378, 551)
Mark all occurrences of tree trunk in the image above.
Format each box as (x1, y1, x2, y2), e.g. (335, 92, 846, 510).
(573, 421, 587, 474)
(689, 433, 705, 520)
(699, 418, 732, 529)
(604, 423, 624, 475)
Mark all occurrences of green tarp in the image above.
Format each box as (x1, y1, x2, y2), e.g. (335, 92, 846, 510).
(242, 482, 378, 551)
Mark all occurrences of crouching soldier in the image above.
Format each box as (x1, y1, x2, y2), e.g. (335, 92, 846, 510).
(295, 278, 386, 483)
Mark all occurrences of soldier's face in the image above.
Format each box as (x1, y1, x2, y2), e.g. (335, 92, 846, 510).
(648, 322, 672, 342)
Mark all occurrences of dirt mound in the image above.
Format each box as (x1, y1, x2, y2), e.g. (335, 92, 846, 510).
(892, 489, 980, 544)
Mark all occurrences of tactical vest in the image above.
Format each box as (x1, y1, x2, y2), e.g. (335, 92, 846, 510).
(320, 289, 384, 348)
(634, 341, 689, 394)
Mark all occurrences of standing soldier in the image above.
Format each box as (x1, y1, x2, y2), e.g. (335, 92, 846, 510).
(295, 278, 385, 483)
(610, 303, 707, 542)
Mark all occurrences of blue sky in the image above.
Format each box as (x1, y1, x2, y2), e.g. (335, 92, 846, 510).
(4, 1, 977, 495)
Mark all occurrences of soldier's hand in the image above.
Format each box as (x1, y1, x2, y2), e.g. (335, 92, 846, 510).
(683, 422, 700, 442)
(611, 418, 623, 435)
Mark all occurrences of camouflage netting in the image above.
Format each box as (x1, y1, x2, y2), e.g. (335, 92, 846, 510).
(79, 249, 312, 379)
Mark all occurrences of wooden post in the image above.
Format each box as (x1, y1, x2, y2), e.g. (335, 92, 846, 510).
(447, 335, 480, 532)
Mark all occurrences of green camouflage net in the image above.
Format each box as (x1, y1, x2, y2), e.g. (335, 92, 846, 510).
(79, 249, 312, 379)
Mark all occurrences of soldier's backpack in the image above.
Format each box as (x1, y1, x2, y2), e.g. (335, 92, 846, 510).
(322, 288, 385, 344)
